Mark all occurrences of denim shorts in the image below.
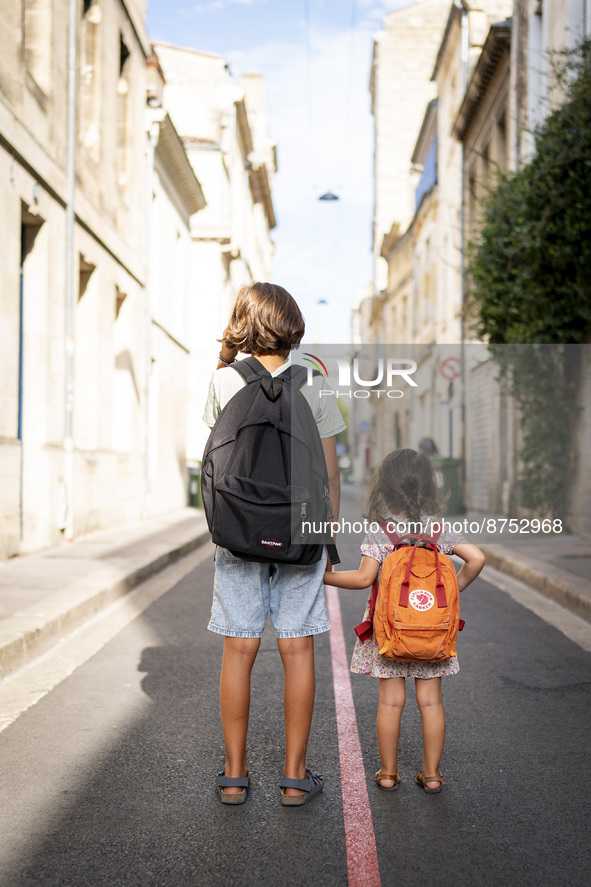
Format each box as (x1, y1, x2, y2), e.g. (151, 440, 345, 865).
(208, 546, 330, 639)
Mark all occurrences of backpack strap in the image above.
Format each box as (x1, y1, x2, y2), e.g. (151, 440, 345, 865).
(234, 360, 320, 387)
(354, 523, 400, 641)
(232, 356, 286, 401)
(326, 541, 340, 566)
(399, 534, 447, 609)
(282, 364, 306, 386)
(231, 356, 272, 381)
(282, 364, 320, 388)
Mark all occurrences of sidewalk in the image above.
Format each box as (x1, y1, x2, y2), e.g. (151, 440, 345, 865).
(479, 537, 591, 624)
(0, 509, 210, 683)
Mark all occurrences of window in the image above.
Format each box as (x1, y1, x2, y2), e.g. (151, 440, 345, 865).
(112, 285, 135, 453)
(78, 255, 95, 300)
(496, 112, 507, 172)
(117, 34, 131, 188)
(23, 0, 52, 93)
(115, 286, 127, 319)
(80, 1, 102, 162)
(18, 206, 44, 441)
(481, 141, 490, 184)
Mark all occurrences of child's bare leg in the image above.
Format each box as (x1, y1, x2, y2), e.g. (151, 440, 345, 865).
(377, 677, 406, 786)
(277, 635, 315, 796)
(415, 677, 445, 789)
(220, 636, 260, 793)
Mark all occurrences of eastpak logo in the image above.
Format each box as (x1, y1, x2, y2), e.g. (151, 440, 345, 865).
(259, 537, 285, 549)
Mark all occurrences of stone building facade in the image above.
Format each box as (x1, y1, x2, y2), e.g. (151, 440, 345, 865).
(370, 0, 450, 295)
(152, 43, 277, 463)
(1, 0, 151, 557)
(359, 0, 590, 533)
(0, 2, 276, 560)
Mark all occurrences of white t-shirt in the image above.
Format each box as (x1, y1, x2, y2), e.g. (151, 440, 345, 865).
(202, 359, 347, 439)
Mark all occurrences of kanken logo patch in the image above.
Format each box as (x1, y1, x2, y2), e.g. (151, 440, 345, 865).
(409, 589, 435, 611)
(258, 537, 285, 549)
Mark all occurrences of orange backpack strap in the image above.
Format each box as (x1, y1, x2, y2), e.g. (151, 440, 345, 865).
(399, 531, 447, 609)
(354, 581, 378, 641)
(354, 523, 400, 641)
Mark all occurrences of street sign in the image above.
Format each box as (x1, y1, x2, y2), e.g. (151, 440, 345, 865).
(439, 356, 461, 381)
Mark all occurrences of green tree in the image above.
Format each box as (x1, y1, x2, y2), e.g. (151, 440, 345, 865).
(467, 42, 591, 514)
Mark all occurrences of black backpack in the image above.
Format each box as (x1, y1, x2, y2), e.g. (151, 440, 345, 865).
(201, 357, 339, 565)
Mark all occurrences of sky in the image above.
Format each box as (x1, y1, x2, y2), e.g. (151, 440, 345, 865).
(145, 0, 410, 343)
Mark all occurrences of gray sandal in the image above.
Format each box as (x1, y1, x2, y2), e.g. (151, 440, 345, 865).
(216, 769, 250, 805)
(280, 769, 324, 806)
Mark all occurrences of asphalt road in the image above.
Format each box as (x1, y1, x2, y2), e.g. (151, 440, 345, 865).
(1, 493, 590, 887)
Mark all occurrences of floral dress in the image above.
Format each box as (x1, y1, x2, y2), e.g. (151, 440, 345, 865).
(350, 515, 464, 679)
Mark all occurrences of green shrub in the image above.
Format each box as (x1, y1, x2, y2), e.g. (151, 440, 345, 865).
(468, 42, 590, 514)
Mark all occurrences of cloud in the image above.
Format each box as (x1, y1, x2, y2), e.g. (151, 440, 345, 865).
(224, 18, 378, 336)
(213, 2, 413, 338)
(357, 0, 413, 27)
(227, 23, 375, 200)
(187, 0, 267, 15)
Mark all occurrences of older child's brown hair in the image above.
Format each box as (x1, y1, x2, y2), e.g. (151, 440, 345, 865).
(364, 448, 444, 523)
(220, 282, 305, 355)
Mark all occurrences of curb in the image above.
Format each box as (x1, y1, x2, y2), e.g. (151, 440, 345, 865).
(0, 528, 211, 685)
(480, 543, 591, 624)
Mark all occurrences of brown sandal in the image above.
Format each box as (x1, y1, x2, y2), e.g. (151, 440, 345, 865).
(374, 769, 400, 791)
(415, 770, 445, 793)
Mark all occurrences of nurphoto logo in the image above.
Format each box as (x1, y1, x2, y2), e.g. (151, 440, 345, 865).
(301, 353, 418, 399)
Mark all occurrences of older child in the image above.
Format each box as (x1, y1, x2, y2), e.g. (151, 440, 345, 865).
(203, 282, 345, 805)
(325, 448, 485, 793)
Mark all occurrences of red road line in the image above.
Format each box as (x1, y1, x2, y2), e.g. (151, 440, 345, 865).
(326, 585, 382, 887)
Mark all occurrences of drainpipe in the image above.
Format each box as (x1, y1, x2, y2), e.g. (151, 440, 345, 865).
(144, 117, 161, 517)
(459, 2, 468, 469)
(18, 226, 25, 541)
(64, 0, 77, 541)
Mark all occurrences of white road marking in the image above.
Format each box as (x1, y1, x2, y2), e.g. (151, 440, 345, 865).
(482, 565, 591, 653)
(0, 542, 215, 733)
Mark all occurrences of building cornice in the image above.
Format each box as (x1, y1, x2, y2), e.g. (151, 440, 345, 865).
(235, 98, 276, 230)
(381, 222, 401, 258)
(453, 20, 512, 141)
(152, 40, 225, 62)
(369, 40, 378, 113)
(235, 99, 254, 156)
(0, 102, 145, 284)
(151, 112, 206, 216)
(152, 317, 190, 354)
(250, 165, 277, 230)
(431, 1, 467, 82)
(411, 99, 438, 166)
(119, 0, 151, 58)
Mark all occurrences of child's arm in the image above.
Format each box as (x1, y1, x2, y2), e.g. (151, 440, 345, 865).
(324, 556, 379, 590)
(452, 543, 486, 592)
(322, 436, 341, 523)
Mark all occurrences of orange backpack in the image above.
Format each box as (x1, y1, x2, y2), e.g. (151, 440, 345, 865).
(355, 527, 463, 662)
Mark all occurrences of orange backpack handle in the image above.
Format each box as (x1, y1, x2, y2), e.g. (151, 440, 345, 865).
(399, 534, 447, 609)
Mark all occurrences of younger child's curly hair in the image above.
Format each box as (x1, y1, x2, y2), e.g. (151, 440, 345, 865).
(364, 448, 445, 523)
(220, 282, 305, 355)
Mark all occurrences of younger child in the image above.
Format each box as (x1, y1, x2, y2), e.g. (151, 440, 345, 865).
(325, 448, 485, 793)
